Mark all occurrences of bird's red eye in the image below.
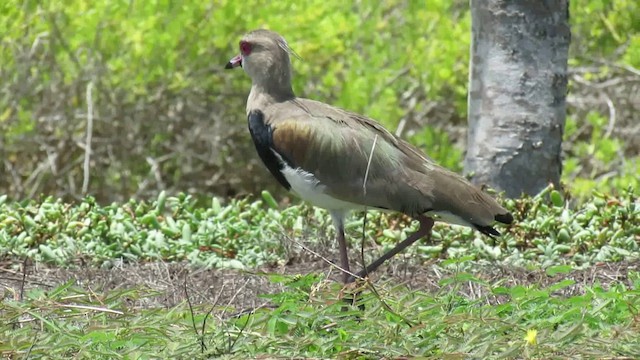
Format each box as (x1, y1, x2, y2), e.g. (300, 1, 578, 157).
(239, 41, 252, 55)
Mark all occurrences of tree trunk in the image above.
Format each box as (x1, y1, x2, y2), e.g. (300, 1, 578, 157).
(464, 0, 571, 198)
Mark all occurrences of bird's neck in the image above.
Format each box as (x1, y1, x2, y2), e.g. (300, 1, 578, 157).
(246, 82, 295, 114)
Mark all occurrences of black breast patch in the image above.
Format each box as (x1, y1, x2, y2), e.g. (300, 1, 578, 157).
(248, 110, 292, 191)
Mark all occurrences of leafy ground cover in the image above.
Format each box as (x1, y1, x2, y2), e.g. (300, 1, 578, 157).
(1, 188, 639, 358)
(0, 187, 638, 270)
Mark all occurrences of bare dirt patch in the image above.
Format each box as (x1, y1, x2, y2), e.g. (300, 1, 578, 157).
(2, 254, 638, 313)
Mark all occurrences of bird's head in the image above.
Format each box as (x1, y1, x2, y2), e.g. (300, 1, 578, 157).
(226, 29, 299, 90)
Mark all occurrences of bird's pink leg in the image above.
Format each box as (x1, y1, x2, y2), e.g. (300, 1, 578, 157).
(351, 215, 434, 282)
(330, 211, 351, 283)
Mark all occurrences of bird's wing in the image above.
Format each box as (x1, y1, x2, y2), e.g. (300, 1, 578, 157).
(260, 98, 511, 230)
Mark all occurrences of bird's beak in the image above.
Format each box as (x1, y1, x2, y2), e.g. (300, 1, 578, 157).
(225, 54, 242, 69)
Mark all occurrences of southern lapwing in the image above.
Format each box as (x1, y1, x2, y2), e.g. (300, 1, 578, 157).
(226, 29, 513, 283)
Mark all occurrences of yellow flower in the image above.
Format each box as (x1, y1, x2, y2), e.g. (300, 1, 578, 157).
(525, 329, 538, 346)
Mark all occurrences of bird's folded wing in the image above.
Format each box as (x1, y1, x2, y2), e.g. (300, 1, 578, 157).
(265, 99, 440, 214)
(263, 98, 509, 228)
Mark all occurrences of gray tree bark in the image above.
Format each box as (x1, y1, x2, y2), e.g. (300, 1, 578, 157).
(464, 0, 571, 198)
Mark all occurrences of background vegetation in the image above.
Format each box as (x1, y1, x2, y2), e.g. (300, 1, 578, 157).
(1, 0, 638, 203)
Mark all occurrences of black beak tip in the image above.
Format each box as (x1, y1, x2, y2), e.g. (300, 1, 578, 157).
(224, 62, 233, 69)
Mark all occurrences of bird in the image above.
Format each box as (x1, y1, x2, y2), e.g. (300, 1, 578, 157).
(225, 29, 513, 283)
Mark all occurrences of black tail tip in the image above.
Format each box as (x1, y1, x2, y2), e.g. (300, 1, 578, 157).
(475, 224, 501, 237)
(475, 212, 514, 237)
(495, 212, 514, 225)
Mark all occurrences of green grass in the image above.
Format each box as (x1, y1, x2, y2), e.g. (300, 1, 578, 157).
(2, 270, 639, 358)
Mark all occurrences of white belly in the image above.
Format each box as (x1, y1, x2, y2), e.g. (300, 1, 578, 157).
(276, 155, 473, 230)
(280, 164, 361, 211)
